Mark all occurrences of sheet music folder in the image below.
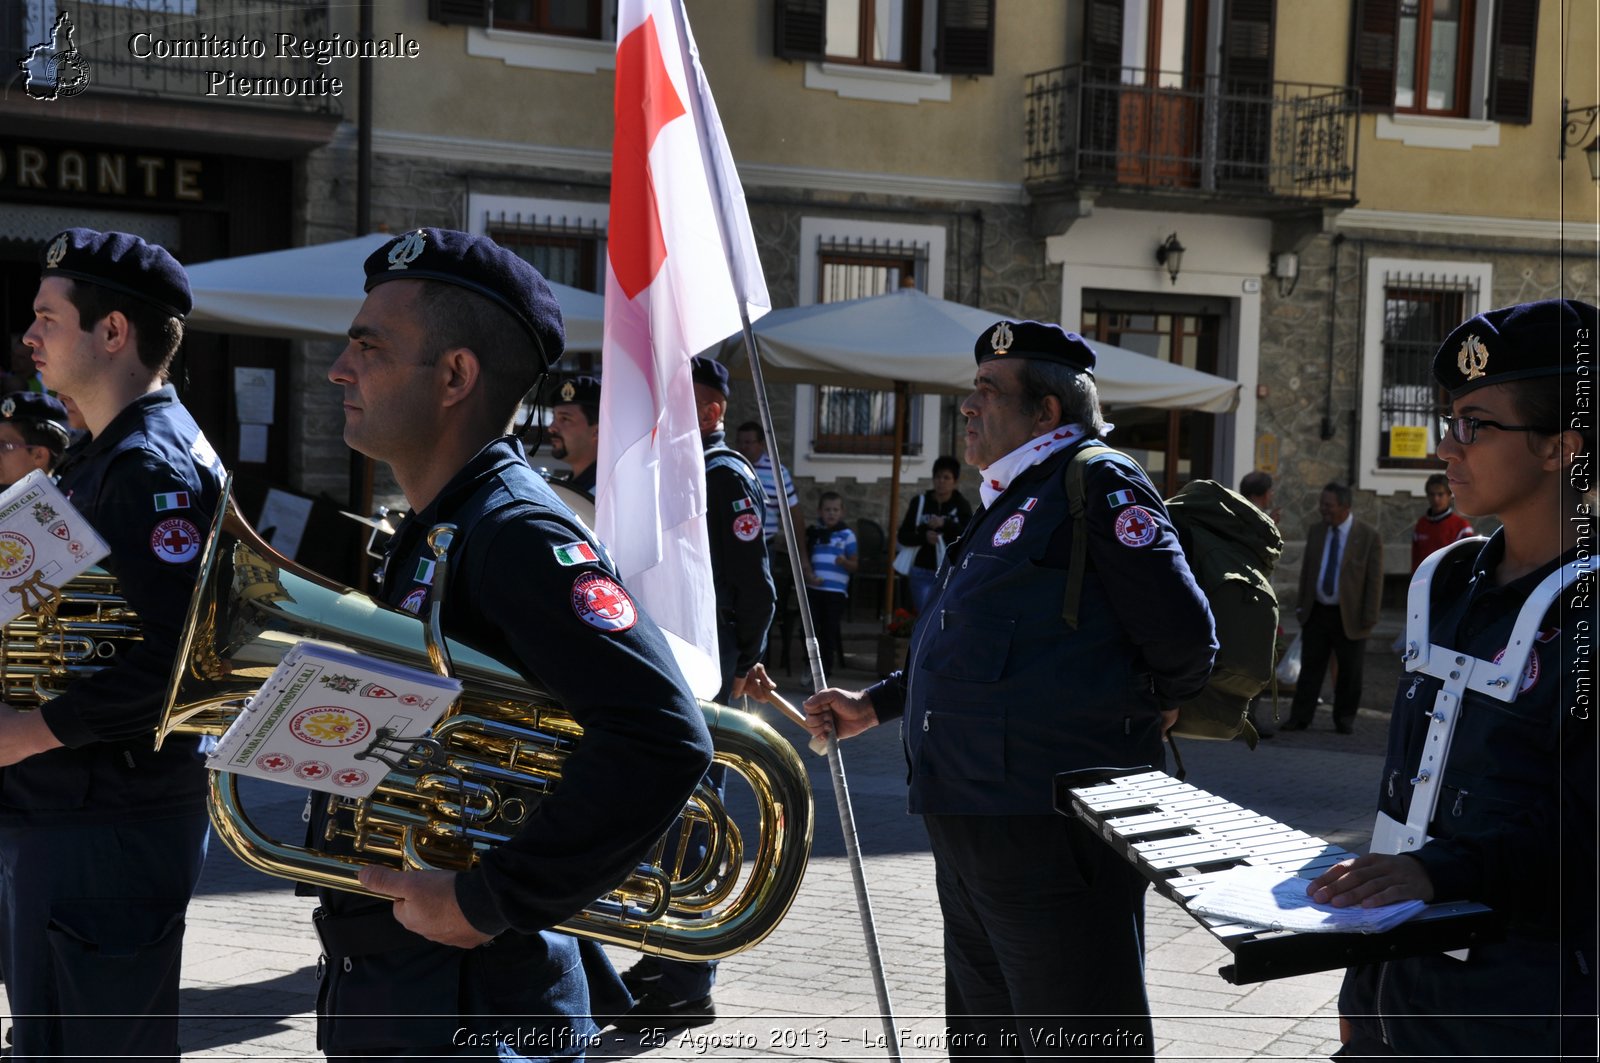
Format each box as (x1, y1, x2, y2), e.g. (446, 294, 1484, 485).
(1054, 768, 1504, 985)
(207, 640, 462, 798)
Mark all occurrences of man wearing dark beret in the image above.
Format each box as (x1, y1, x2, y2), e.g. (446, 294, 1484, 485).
(800, 320, 1216, 1058)
(0, 390, 72, 487)
(316, 227, 711, 1057)
(2, 228, 225, 1059)
(545, 374, 602, 501)
(609, 356, 776, 1033)
(1314, 298, 1598, 1061)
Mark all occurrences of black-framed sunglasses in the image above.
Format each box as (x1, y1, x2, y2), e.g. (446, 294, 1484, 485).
(1438, 414, 1555, 446)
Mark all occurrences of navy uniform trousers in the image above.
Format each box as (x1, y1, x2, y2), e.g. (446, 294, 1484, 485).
(0, 810, 208, 1061)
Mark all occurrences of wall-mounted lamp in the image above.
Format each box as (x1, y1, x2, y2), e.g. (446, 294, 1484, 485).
(1560, 97, 1600, 183)
(1155, 232, 1185, 285)
(1271, 251, 1299, 298)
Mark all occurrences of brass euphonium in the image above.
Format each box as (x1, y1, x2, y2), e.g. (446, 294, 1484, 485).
(155, 484, 813, 961)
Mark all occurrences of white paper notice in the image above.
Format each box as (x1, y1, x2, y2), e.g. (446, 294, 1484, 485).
(234, 366, 276, 424)
(238, 423, 268, 464)
(258, 489, 314, 560)
(1185, 865, 1427, 933)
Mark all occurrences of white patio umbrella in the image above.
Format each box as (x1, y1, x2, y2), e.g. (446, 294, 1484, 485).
(720, 287, 1239, 412)
(184, 234, 606, 350)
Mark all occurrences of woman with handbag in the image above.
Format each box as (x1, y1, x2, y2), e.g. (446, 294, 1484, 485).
(894, 455, 972, 614)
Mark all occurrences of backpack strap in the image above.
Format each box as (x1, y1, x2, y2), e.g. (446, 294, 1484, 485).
(1061, 443, 1118, 629)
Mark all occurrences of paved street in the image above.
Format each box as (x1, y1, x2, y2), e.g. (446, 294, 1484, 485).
(2, 624, 1407, 1061)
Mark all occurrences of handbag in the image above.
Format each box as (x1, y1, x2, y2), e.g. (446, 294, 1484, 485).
(892, 494, 927, 576)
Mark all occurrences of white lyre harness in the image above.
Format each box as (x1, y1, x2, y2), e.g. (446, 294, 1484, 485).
(1372, 538, 1589, 856)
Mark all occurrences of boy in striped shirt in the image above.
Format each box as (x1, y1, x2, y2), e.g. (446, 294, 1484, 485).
(805, 491, 858, 673)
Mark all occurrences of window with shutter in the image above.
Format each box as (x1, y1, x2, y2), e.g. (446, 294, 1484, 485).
(935, 0, 993, 75)
(774, 0, 828, 60)
(429, 0, 491, 27)
(493, 0, 604, 38)
(1486, 0, 1537, 124)
(1351, 0, 1399, 113)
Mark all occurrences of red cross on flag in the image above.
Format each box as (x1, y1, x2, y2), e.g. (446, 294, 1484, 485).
(596, 0, 770, 699)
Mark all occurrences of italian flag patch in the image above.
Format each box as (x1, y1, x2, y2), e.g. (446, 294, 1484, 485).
(153, 491, 191, 511)
(1106, 489, 1137, 507)
(413, 558, 436, 585)
(553, 541, 599, 567)
(731, 497, 756, 513)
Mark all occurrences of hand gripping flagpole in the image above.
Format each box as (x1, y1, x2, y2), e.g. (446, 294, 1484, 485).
(663, 3, 902, 1055)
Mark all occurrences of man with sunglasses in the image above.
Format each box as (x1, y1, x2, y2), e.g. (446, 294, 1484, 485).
(1284, 482, 1383, 734)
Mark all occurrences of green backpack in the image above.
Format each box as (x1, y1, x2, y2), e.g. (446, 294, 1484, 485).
(1063, 447, 1283, 750)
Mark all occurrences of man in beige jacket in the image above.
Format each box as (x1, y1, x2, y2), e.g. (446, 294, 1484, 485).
(1284, 481, 1383, 734)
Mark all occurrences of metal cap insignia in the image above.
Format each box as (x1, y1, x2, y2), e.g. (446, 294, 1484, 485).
(991, 322, 1014, 357)
(1457, 334, 1490, 381)
(0, 398, 14, 419)
(559, 380, 576, 402)
(44, 234, 69, 269)
(387, 230, 427, 271)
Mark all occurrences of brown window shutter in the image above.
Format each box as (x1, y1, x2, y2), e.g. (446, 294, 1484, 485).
(774, 0, 827, 61)
(1083, 0, 1124, 70)
(936, 0, 995, 75)
(1222, 0, 1275, 88)
(1350, 0, 1398, 113)
(1487, 0, 1538, 124)
(428, 0, 490, 28)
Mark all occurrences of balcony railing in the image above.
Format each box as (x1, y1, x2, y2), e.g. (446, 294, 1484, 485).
(1024, 65, 1358, 205)
(9, 0, 334, 114)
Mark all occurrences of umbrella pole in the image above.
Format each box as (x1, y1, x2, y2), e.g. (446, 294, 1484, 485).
(884, 381, 907, 621)
(735, 310, 903, 1063)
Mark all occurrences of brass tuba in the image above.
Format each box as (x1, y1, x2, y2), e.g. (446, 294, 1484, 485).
(155, 486, 813, 961)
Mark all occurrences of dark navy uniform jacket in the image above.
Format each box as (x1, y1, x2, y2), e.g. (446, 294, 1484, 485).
(867, 441, 1215, 816)
(1341, 532, 1598, 1059)
(0, 385, 222, 825)
(703, 431, 775, 686)
(313, 437, 712, 1052)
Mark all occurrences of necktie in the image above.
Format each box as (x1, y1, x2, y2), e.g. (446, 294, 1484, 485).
(1321, 528, 1340, 598)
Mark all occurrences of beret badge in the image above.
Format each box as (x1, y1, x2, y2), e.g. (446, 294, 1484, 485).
(387, 230, 427, 271)
(0, 398, 13, 418)
(1456, 334, 1490, 381)
(45, 234, 69, 269)
(991, 322, 1014, 358)
(560, 380, 577, 402)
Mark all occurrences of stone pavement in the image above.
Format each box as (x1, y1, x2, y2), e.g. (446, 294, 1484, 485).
(1, 631, 1409, 1061)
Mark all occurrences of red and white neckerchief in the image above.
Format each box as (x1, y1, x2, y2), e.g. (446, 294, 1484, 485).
(978, 425, 1089, 509)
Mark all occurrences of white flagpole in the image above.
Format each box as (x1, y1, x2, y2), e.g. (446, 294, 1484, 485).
(664, 2, 903, 1055)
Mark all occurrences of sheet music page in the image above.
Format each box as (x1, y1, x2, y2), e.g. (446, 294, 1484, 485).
(0, 469, 111, 624)
(1185, 865, 1427, 933)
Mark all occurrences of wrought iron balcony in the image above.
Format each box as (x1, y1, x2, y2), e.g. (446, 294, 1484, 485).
(1024, 65, 1358, 208)
(7, 0, 335, 114)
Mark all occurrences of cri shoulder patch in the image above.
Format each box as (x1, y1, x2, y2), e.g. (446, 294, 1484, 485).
(733, 512, 762, 541)
(1113, 506, 1159, 548)
(151, 517, 202, 563)
(570, 571, 638, 632)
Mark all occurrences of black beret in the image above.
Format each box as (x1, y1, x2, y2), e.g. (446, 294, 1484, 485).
(363, 228, 565, 371)
(974, 320, 1096, 377)
(1434, 299, 1600, 397)
(40, 228, 191, 319)
(0, 391, 70, 447)
(690, 355, 730, 396)
(553, 375, 601, 409)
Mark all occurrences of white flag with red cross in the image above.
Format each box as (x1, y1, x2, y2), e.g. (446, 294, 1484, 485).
(595, 0, 770, 699)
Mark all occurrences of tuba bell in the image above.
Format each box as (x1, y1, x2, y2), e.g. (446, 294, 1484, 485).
(155, 483, 813, 961)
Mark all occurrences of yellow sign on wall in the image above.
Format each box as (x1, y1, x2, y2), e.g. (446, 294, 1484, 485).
(1389, 425, 1430, 459)
(1254, 433, 1279, 474)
